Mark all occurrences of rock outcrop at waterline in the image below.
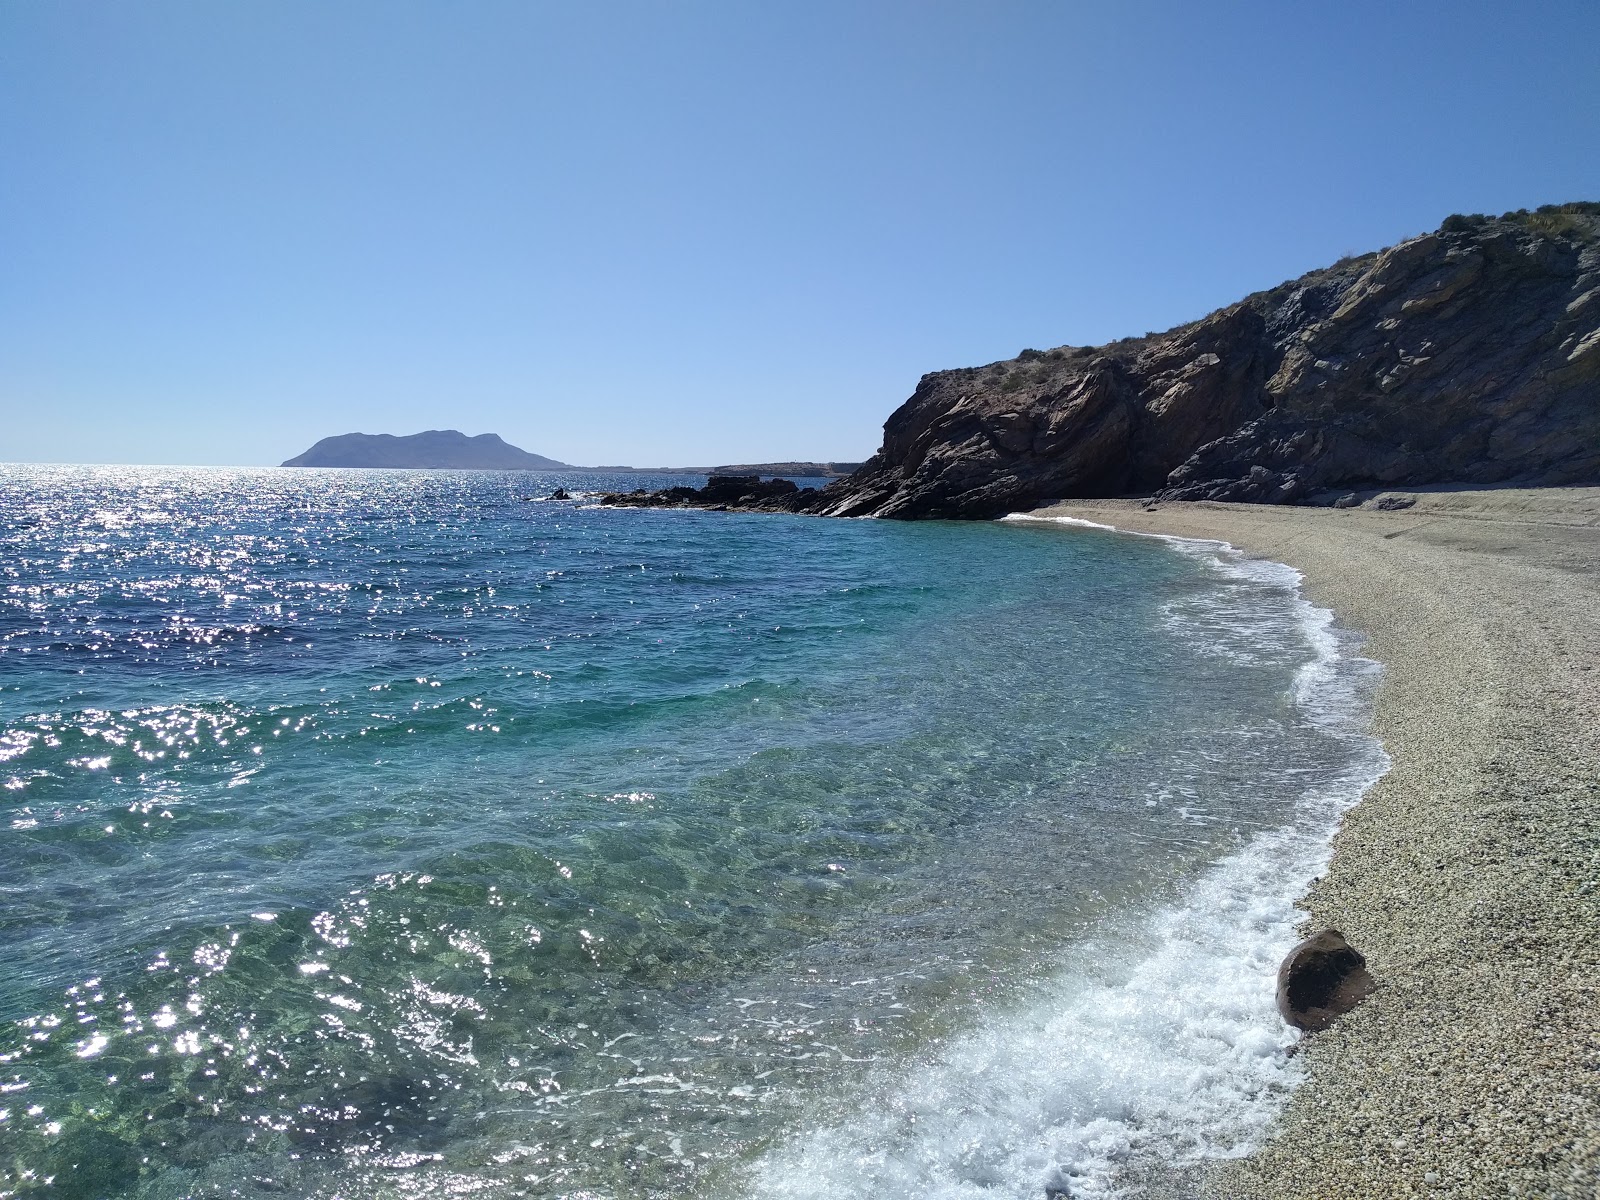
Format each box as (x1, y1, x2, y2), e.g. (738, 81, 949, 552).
(614, 205, 1600, 519)
(600, 474, 815, 511)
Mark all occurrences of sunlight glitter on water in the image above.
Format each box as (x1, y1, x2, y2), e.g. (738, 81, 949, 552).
(0, 466, 1381, 1198)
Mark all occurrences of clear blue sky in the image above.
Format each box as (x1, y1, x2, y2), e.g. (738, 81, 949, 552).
(4, 1, 1598, 468)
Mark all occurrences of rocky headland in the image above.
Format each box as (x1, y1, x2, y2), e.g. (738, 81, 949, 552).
(612, 204, 1600, 519)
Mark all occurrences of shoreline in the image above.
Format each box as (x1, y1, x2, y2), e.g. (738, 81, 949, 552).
(1029, 488, 1600, 1198)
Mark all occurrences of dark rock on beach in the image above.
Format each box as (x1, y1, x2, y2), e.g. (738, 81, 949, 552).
(1373, 494, 1417, 511)
(1276, 929, 1374, 1033)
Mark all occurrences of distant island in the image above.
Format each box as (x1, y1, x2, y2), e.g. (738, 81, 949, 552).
(283, 430, 573, 470)
(281, 430, 861, 477)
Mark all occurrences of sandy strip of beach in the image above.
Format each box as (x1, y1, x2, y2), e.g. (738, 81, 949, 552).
(1029, 488, 1600, 1199)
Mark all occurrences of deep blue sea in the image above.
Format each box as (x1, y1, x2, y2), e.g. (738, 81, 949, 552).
(0, 466, 1384, 1200)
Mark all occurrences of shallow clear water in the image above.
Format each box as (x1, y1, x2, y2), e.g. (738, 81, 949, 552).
(0, 466, 1382, 1199)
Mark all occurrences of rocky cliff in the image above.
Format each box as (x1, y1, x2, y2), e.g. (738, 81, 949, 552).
(810, 204, 1600, 518)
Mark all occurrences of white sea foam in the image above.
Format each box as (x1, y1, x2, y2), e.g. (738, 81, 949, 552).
(1005, 513, 1121, 532)
(1003, 513, 1357, 729)
(736, 515, 1389, 1200)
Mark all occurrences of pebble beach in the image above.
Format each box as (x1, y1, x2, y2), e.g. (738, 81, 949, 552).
(1036, 488, 1600, 1199)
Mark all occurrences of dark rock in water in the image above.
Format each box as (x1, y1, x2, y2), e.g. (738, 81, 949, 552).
(599, 474, 821, 513)
(283, 1072, 450, 1152)
(1374, 494, 1417, 511)
(41, 1127, 141, 1198)
(702, 475, 798, 503)
(548, 488, 571, 501)
(1277, 929, 1374, 1032)
(803, 204, 1600, 519)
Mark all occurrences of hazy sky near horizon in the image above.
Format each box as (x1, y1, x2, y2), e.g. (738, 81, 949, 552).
(4, 1, 1599, 468)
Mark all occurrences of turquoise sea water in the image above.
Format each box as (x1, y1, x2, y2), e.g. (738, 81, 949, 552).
(0, 466, 1383, 1200)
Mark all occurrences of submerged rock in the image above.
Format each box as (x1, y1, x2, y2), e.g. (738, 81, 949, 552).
(1276, 929, 1374, 1032)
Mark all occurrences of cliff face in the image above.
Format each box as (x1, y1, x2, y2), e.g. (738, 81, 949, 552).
(818, 205, 1600, 518)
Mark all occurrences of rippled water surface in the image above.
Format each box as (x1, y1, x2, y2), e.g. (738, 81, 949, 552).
(0, 466, 1381, 1199)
